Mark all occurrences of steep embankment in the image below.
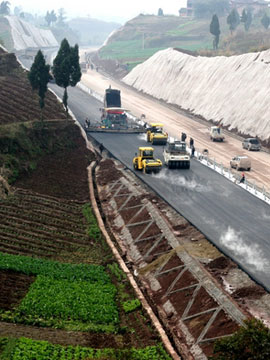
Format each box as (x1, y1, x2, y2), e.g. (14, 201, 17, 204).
(123, 47, 270, 143)
(5, 16, 58, 50)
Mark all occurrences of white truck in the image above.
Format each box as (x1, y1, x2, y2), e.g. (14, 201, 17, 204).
(163, 141, 190, 169)
(210, 126, 225, 142)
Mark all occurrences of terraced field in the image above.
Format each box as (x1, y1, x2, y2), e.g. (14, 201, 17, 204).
(0, 188, 93, 262)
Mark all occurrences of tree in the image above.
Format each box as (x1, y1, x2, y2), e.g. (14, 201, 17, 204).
(227, 8, 240, 34)
(13, 6, 22, 16)
(52, 39, 81, 118)
(211, 319, 270, 360)
(0, 1, 10, 15)
(210, 14, 220, 50)
(158, 8, 164, 16)
(57, 8, 66, 27)
(28, 50, 51, 121)
(241, 8, 252, 31)
(45, 10, 57, 27)
(261, 12, 270, 29)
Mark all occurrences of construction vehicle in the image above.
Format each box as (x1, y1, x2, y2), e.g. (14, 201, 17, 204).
(100, 87, 128, 129)
(147, 123, 168, 145)
(163, 141, 190, 169)
(85, 87, 145, 133)
(133, 147, 162, 174)
(210, 126, 225, 142)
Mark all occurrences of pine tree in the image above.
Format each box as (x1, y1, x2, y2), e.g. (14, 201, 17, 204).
(210, 14, 221, 50)
(52, 38, 82, 118)
(261, 13, 270, 30)
(241, 9, 252, 31)
(227, 8, 240, 34)
(28, 50, 50, 121)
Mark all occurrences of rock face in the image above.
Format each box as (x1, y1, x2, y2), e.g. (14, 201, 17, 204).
(5, 16, 58, 50)
(123, 48, 270, 141)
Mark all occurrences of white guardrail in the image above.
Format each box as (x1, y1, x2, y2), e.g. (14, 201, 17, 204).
(77, 81, 270, 206)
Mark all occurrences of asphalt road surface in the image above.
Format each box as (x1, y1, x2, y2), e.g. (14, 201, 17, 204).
(50, 84, 270, 292)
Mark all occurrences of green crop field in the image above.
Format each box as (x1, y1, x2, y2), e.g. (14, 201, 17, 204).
(0, 338, 171, 360)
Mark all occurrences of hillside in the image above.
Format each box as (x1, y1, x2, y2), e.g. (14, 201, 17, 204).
(0, 48, 172, 359)
(97, 13, 270, 71)
(68, 17, 120, 46)
(123, 47, 270, 145)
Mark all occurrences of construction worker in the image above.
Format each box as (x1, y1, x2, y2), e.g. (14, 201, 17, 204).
(85, 118, 90, 128)
(239, 172, 245, 184)
(189, 137, 194, 148)
(99, 143, 104, 154)
(181, 132, 187, 142)
(191, 146, 195, 158)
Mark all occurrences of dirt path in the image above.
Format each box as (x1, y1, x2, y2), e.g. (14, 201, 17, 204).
(81, 70, 270, 190)
(0, 322, 118, 348)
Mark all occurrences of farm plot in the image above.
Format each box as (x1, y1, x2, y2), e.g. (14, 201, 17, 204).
(0, 253, 119, 332)
(0, 337, 171, 360)
(0, 188, 110, 264)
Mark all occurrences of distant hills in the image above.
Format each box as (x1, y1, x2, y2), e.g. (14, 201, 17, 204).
(67, 17, 121, 46)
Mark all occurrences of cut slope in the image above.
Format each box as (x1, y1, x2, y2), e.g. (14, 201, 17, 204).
(5, 16, 58, 51)
(123, 47, 270, 142)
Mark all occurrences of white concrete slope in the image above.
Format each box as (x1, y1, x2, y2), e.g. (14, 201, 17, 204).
(5, 16, 58, 51)
(123, 48, 270, 141)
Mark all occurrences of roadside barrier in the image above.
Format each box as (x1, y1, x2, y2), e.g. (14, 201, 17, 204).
(194, 149, 270, 205)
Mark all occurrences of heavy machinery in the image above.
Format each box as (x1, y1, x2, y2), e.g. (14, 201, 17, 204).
(101, 87, 128, 129)
(133, 147, 162, 174)
(85, 87, 145, 133)
(146, 123, 168, 145)
(163, 141, 190, 169)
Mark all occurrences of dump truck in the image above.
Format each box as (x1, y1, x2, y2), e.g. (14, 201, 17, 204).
(163, 141, 190, 169)
(147, 123, 168, 145)
(133, 147, 162, 174)
(210, 126, 225, 142)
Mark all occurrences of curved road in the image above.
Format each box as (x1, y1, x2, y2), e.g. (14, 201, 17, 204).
(50, 83, 270, 292)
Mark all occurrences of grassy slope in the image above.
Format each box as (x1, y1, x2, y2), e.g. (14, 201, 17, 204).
(99, 13, 270, 70)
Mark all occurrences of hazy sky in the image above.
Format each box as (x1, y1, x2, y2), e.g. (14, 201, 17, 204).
(12, 0, 187, 23)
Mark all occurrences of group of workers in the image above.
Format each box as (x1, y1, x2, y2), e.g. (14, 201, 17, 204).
(181, 132, 195, 158)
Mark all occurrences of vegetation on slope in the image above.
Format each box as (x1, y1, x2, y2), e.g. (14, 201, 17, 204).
(97, 12, 270, 73)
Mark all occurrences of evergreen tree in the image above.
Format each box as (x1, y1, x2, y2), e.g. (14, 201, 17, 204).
(212, 319, 270, 360)
(0, 1, 10, 15)
(210, 14, 220, 50)
(28, 50, 50, 121)
(261, 12, 270, 30)
(52, 39, 81, 118)
(227, 8, 240, 34)
(241, 9, 252, 31)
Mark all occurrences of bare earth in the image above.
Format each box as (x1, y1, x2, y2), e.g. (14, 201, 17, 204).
(81, 70, 270, 191)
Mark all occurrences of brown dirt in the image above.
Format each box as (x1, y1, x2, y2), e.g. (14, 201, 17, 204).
(0, 270, 35, 310)
(0, 52, 67, 125)
(232, 285, 266, 300)
(14, 130, 95, 201)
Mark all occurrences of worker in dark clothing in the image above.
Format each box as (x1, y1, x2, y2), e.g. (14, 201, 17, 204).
(181, 132, 187, 142)
(85, 118, 90, 128)
(239, 172, 245, 184)
(99, 143, 104, 154)
(191, 146, 195, 158)
(189, 137, 194, 148)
